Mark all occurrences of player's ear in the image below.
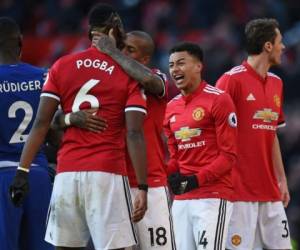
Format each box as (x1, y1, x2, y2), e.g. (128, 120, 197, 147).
(264, 41, 273, 53)
(142, 55, 150, 65)
(195, 61, 203, 74)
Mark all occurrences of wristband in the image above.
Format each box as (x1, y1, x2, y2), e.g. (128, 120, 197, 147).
(138, 184, 148, 192)
(17, 166, 30, 173)
(64, 113, 71, 126)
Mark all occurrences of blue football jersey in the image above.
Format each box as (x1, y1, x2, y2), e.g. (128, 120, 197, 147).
(0, 63, 48, 167)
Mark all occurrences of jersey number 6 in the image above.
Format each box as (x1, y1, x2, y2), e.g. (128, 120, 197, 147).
(72, 79, 100, 112)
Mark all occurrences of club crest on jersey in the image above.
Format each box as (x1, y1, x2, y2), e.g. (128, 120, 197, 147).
(228, 112, 237, 127)
(253, 108, 278, 123)
(273, 94, 281, 108)
(192, 107, 205, 121)
(175, 127, 201, 142)
(231, 235, 241, 246)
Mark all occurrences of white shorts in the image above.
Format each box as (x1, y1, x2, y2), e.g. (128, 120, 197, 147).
(172, 198, 232, 250)
(45, 172, 137, 249)
(130, 186, 176, 250)
(226, 201, 292, 250)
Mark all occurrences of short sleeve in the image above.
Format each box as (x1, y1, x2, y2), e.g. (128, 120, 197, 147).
(277, 88, 286, 128)
(125, 80, 147, 114)
(152, 68, 168, 99)
(216, 73, 238, 103)
(41, 61, 60, 102)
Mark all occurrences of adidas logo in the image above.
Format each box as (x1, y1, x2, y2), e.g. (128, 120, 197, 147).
(246, 93, 256, 101)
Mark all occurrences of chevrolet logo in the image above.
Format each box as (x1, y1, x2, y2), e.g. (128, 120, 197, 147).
(253, 108, 278, 123)
(175, 127, 201, 142)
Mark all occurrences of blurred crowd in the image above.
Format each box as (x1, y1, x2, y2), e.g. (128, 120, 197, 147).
(1, 0, 299, 244)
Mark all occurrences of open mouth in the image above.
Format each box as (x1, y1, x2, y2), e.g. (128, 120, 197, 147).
(173, 75, 184, 82)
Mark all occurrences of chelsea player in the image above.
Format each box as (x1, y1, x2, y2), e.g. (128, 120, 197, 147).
(0, 17, 53, 250)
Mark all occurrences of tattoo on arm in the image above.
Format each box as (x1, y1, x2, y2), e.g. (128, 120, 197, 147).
(108, 49, 164, 96)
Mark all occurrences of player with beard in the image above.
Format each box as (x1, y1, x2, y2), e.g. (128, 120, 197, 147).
(94, 30, 176, 250)
(57, 30, 177, 250)
(9, 4, 148, 250)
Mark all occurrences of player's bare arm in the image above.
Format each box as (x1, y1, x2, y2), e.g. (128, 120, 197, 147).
(19, 96, 59, 169)
(46, 126, 63, 147)
(9, 97, 59, 206)
(92, 31, 164, 96)
(272, 134, 290, 207)
(125, 110, 147, 222)
(51, 108, 107, 132)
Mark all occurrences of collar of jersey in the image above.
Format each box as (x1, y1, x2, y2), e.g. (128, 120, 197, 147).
(182, 80, 207, 103)
(242, 61, 268, 84)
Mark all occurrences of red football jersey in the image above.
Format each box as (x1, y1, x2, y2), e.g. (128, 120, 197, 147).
(164, 81, 237, 200)
(216, 61, 285, 201)
(127, 69, 168, 187)
(42, 47, 146, 175)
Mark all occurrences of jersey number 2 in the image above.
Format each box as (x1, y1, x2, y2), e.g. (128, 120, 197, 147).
(8, 101, 33, 144)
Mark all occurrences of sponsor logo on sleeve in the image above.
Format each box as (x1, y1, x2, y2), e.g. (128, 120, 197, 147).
(192, 107, 205, 121)
(228, 112, 237, 127)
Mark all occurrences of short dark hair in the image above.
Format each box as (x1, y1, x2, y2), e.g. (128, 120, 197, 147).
(245, 18, 279, 55)
(0, 17, 21, 51)
(88, 3, 125, 49)
(127, 30, 155, 56)
(169, 42, 204, 62)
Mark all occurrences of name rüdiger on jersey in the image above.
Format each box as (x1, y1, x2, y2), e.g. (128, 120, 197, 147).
(0, 80, 42, 93)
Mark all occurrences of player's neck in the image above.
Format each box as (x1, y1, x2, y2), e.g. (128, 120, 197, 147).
(181, 78, 201, 96)
(247, 55, 271, 79)
(0, 52, 20, 65)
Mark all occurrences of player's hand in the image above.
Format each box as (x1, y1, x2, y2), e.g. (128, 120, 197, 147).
(70, 108, 107, 133)
(132, 190, 147, 223)
(9, 169, 29, 207)
(278, 179, 290, 207)
(168, 172, 199, 195)
(91, 30, 117, 54)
